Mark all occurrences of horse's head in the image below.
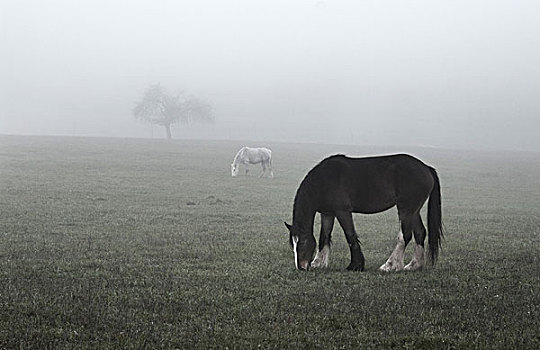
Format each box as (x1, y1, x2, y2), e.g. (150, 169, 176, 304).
(231, 163, 239, 177)
(284, 222, 316, 270)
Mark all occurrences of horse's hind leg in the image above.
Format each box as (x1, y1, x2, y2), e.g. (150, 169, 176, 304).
(404, 213, 426, 271)
(312, 214, 334, 268)
(379, 230, 407, 272)
(379, 213, 415, 272)
(259, 162, 267, 178)
(268, 160, 274, 178)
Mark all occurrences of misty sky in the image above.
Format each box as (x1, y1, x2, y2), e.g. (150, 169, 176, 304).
(1, 0, 539, 151)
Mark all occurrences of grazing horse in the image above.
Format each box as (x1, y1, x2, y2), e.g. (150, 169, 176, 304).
(231, 147, 274, 178)
(285, 154, 443, 271)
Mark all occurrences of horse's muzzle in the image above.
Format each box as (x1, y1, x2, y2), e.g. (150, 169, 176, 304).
(298, 260, 310, 271)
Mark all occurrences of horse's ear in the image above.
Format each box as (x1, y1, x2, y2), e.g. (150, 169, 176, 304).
(284, 222, 292, 231)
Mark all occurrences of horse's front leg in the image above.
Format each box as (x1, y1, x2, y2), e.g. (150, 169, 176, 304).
(336, 211, 365, 271)
(311, 214, 334, 268)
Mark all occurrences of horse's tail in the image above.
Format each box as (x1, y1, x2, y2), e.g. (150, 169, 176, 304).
(427, 167, 444, 265)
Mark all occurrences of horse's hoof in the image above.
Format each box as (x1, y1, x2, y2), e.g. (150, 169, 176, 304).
(379, 262, 392, 272)
(346, 263, 364, 271)
(379, 262, 404, 272)
(404, 262, 423, 271)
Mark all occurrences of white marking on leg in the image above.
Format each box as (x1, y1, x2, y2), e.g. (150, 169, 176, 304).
(379, 231, 406, 272)
(292, 235, 299, 269)
(311, 245, 330, 268)
(404, 244, 425, 271)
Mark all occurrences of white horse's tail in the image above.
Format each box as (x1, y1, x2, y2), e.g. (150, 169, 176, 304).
(267, 149, 272, 164)
(266, 149, 274, 178)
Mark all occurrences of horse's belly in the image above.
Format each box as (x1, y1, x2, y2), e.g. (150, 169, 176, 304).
(349, 185, 397, 214)
(352, 203, 396, 214)
(318, 197, 396, 215)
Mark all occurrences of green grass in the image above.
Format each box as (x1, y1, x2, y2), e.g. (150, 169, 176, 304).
(0, 135, 538, 349)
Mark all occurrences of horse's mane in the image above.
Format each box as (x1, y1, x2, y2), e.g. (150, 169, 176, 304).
(232, 147, 247, 164)
(292, 154, 346, 230)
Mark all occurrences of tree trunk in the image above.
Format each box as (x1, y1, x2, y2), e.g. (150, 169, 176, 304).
(164, 124, 172, 139)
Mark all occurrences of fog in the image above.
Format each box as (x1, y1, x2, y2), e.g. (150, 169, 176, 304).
(1, 0, 539, 151)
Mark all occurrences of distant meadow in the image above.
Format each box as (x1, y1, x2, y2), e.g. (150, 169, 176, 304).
(1, 135, 538, 348)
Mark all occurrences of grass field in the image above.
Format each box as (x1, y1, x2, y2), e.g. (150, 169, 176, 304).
(0, 135, 539, 349)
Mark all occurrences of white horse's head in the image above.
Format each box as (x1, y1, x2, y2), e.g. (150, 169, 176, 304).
(231, 163, 239, 177)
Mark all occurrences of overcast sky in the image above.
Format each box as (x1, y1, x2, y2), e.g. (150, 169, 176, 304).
(1, 0, 539, 151)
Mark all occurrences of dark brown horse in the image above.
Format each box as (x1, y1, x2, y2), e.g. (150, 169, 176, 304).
(285, 154, 443, 271)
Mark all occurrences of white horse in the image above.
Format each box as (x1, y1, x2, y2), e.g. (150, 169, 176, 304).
(231, 147, 274, 178)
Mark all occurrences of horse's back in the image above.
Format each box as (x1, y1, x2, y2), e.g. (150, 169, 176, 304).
(307, 154, 434, 213)
(254, 147, 272, 161)
(333, 154, 433, 190)
(322, 154, 430, 177)
(239, 146, 272, 163)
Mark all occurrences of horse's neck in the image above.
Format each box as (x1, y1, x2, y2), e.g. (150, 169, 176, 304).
(233, 148, 246, 165)
(292, 192, 316, 234)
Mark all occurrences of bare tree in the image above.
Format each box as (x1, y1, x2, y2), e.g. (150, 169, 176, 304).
(133, 84, 213, 139)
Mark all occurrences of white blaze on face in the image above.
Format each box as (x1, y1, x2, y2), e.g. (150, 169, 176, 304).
(292, 235, 299, 269)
